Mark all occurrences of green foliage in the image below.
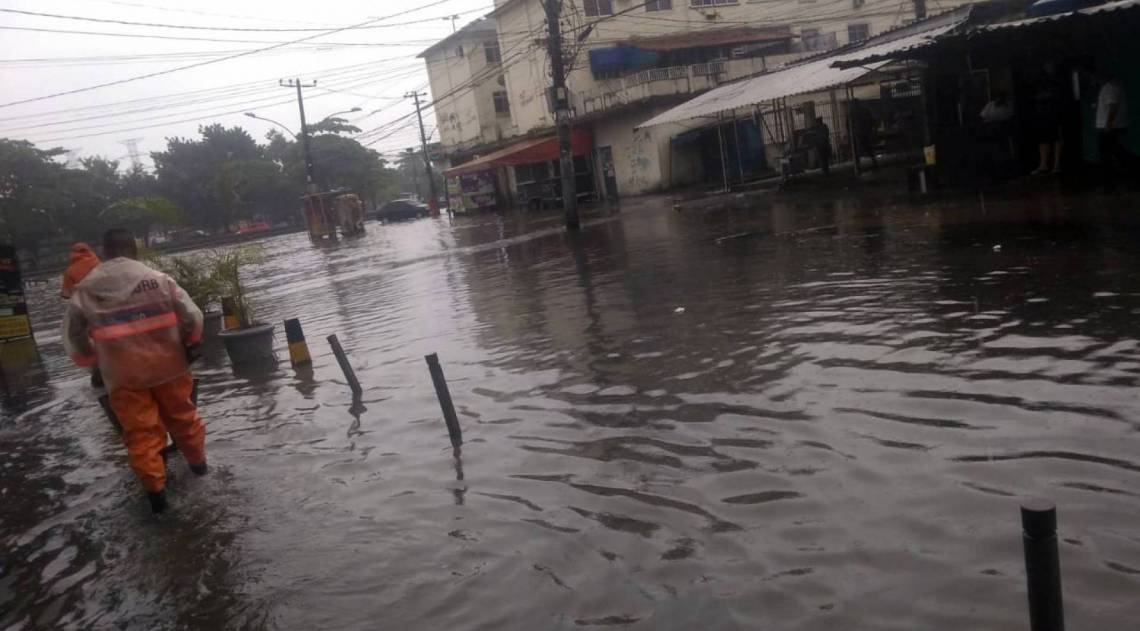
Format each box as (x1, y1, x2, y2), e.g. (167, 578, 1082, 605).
(148, 245, 264, 326)
(148, 252, 224, 313)
(103, 195, 184, 246)
(3, 118, 403, 259)
(208, 245, 265, 328)
(308, 116, 362, 136)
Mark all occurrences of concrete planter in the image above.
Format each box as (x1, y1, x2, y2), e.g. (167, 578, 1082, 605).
(218, 323, 276, 367)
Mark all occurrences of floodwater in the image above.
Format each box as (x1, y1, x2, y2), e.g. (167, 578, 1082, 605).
(4, 190, 1140, 630)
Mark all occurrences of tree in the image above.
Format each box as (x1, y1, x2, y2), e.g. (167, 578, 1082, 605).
(308, 116, 362, 136)
(0, 139, 69, 263)
(152, 124, 272, 231)
(270, 131, 397, 208)
(103, 195, 183, 246)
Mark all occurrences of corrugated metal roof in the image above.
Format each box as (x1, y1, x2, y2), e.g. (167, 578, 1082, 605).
(637, 21, 963, 129)
(975, 0, 1139, 31)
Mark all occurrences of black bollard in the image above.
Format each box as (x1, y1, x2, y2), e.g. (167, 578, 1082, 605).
(424, 353, 462, 448)
(1022, 499, 1065, 631)
(283, 319, 313, 369)
(327, 334, 363, 397)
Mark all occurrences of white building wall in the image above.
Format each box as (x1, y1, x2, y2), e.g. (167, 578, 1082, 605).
(478, 0, 987, 197)
(495, 0, 984, 135)
(423, 25, 509, 155)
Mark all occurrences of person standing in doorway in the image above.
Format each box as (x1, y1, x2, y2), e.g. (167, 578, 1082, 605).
(812, 117, 833, 175)
(850, 99, 878, 169)
(1031, 61, 1065, 175)
(63, 228, 208, 514)
(1096, 73, 1130, 188)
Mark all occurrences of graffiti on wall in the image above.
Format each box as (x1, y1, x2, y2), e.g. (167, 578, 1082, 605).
(625, 129, 656, 192)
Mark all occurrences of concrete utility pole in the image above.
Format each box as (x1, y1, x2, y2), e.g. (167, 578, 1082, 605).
(913, 0, 927, 20)
(281, 78, 319, 192)
(406, 91, 439, 214)
(543, 0, 580, 230)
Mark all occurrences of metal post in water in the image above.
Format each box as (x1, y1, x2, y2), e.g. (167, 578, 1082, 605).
(327, 334, 363, 397)
(1022, 499, 1065, 631)
(424, 353, 462, 448)
(284, 318, 313, 369)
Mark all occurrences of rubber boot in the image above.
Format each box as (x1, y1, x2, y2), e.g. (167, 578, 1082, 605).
(189, 460, 208, 476)
(147, 490, 168, 515)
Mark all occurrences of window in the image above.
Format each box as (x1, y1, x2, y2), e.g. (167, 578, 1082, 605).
(483, 41, 502, 64)
(646, 0, 672, 10)
(584, 0, 613, 16)
(492, 91, 511, 115)
(801, 27, 822, 51)
(455, 45, 464, 58)
(848, 23, 870, 42)
(852, 0, 866, 7)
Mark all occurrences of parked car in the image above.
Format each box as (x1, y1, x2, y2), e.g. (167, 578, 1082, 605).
(375, 199, 430, 222)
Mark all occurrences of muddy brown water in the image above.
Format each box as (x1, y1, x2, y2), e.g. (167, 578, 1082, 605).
(4, 192, 1140, 630)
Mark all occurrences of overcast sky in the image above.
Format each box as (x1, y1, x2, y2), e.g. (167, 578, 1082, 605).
(0, 0, 494, 167)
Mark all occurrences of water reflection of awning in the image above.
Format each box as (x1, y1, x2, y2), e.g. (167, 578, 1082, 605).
(444, 129, 593, 177)
(637, 17, 967, 129)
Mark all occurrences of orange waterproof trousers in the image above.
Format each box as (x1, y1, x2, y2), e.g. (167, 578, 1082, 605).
(108, 373, 206, 493)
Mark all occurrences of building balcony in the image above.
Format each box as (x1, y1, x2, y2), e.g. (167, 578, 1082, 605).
(575, 54, 801, 118)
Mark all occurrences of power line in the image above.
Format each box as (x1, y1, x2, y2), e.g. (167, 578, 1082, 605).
(83, 0, 339, 27)
(6, 65, 424, 136)
(0, 7, 488, 33)
(28, 72, 397, 144)
(0, 25, 447, 46)
(0, 0, 461, 109)
(0, 56, 415, 124)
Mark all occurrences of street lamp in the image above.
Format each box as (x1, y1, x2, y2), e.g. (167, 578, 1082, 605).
(321, 107, 362, 121)
(244, 112, 296, 138)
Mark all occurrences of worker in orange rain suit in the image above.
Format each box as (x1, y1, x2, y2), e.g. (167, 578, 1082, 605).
(60, 242, 100, 300)
(60, 243, 104, 387)
(63, 228, 208, 515)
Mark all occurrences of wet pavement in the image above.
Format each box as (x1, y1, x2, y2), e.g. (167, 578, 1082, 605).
(4, 190, 1140, 630)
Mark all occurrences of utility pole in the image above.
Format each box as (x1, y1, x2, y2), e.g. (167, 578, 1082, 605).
(443, 14, 460, 33)
(406, 91, 440, 215)
(281, 78, 319, 192)
(543, 0, 580, 230)
(913, 0, 927, 20)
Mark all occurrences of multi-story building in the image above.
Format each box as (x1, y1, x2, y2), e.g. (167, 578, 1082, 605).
(423, 0, 984, 210)
(419, 18, 515, 160)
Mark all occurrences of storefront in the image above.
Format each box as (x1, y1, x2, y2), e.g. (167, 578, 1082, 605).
(444, 129, 596, 212)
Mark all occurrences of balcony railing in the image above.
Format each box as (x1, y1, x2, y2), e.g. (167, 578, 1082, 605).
(691, 61, 727, 76)
(577, 53, 802, 117)
(623, 64, 693, 88)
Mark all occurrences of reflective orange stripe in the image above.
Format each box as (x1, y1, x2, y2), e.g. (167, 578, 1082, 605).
(71, 353, 97, 367)
(90, 312, 178, 341)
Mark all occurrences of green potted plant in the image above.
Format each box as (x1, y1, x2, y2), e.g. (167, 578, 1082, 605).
(211, 246, 276, 366)
(148, 253, 225, 340)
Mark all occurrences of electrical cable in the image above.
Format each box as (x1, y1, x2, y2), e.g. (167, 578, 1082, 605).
(0, 0, 462, 109)
(0, 7, 489, 33)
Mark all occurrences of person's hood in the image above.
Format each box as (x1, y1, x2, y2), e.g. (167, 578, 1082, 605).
(70, 243, 99, 264)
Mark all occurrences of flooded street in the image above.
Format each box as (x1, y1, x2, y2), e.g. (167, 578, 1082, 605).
(5, 192, 1140, 630)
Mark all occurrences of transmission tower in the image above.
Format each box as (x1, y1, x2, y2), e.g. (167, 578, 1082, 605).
(120, 138, 144, 170)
